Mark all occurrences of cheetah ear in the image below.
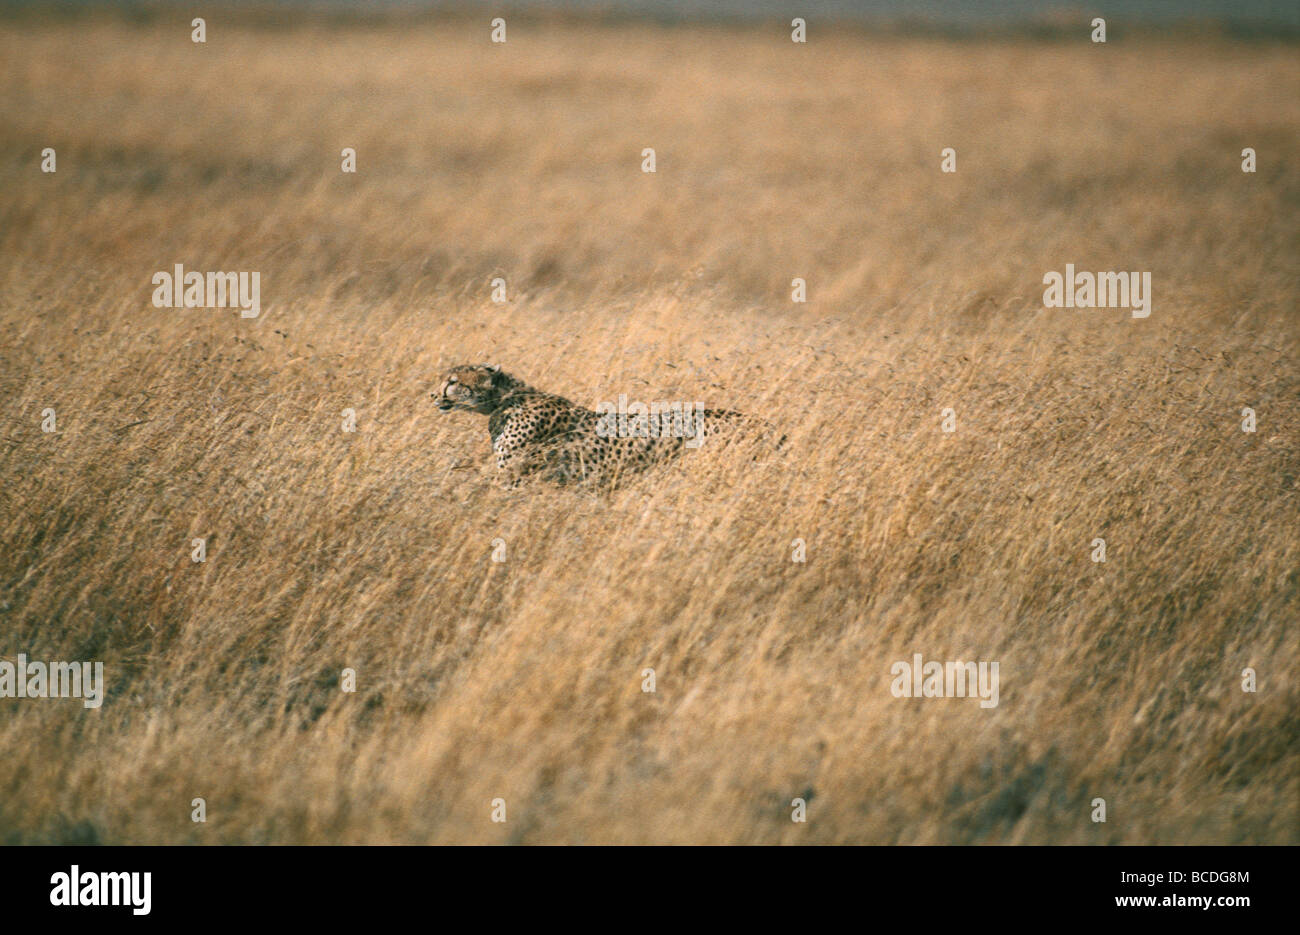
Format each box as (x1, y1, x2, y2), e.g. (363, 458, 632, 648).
(488, 364, 501, 373)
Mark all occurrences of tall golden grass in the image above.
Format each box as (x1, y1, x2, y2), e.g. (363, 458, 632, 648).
(0, 12, 1296, 844)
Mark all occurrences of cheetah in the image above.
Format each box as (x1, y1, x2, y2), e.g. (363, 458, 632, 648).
(433, 364, 777, 487)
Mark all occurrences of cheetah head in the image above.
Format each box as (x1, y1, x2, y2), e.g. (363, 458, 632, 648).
(434, 364, 517, 414)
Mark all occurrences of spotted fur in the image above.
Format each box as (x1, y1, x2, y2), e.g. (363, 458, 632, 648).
(434, 364, 775, 487)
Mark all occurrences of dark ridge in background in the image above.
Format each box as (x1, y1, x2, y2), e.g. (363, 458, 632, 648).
(3, 0, 1299, 37)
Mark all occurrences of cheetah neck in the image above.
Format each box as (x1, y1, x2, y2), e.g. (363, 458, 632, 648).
(486, 385, 580, 436)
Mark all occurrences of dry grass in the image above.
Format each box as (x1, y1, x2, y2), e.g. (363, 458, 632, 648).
(0, 12, 1297, 844)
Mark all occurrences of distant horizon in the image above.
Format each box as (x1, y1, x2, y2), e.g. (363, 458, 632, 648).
(7, 0, 1300, 29)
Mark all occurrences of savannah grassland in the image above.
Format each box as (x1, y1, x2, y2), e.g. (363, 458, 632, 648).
(0, 9, 1297, 845)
